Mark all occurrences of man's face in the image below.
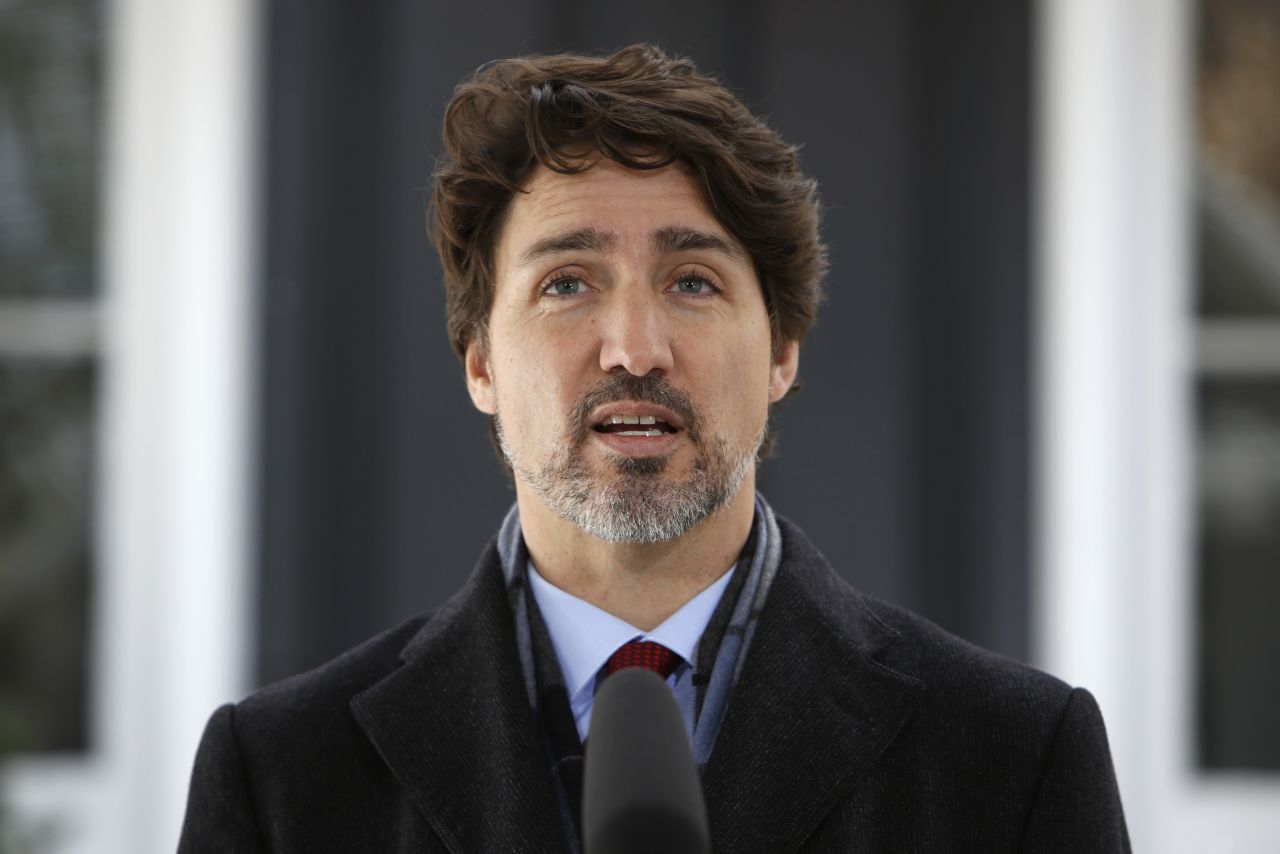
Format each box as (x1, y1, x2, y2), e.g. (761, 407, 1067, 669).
(466, 158, 798, 542)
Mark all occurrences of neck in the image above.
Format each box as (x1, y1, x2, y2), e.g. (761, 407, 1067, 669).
(516, 476, 756, 631)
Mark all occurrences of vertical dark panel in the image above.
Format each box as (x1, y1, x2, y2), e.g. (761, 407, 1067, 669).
(908, 0, 1032, 658)
(374, 1, 548, 636)
(551, 0, 734, 61)
(748, 1, 921, 610)
(257, 0, 551, 684)
(259, 1, 394, 684)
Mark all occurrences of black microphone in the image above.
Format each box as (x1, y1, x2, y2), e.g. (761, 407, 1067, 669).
(582, 669, 710, 854)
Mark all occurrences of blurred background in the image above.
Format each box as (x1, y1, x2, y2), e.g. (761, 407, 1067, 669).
(0, 0, 1277, 851)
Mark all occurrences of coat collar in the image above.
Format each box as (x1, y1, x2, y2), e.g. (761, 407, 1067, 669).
(700, 517, 922, 851)
(350, 542, 571, 854)
(350, 518, 921, 853)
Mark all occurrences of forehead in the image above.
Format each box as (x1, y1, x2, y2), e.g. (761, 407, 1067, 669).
(497, 159, 733, 262)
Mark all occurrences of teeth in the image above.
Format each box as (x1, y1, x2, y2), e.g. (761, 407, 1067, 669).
(616, 429, 662, 437)
(639, 416, 656, 425)
(606, 414, 658, 425)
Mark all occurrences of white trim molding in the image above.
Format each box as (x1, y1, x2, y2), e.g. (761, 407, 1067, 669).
(4, 0, 260, 849)
(1035, 0, 1192, 847)
(89, 0, 259, 851)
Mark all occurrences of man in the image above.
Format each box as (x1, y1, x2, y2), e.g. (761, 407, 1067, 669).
(180, 44, 1130, 852)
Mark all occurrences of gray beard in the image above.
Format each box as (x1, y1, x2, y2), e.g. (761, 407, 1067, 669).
(496, 415, 762, 543)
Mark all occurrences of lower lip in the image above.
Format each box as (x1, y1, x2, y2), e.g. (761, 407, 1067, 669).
(591, 429, 683, 457)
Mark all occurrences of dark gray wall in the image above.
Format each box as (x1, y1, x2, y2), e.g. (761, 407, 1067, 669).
(255, 0, 1032, 686)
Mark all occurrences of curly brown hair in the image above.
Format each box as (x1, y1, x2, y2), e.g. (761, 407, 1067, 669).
(430, 43, 827, 457)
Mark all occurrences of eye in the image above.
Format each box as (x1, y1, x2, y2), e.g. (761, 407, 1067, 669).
(669, 273, 719, 297)
(541, 275, 589, 297)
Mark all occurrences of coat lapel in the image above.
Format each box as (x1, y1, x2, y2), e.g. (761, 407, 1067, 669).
(350, 544, 570, 853)
(701, 520, 923, 851)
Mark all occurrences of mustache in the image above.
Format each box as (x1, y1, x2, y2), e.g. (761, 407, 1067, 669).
(569, 371, 701, 442)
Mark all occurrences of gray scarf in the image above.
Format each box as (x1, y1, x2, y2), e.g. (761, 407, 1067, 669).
(496, 491, 783, 764)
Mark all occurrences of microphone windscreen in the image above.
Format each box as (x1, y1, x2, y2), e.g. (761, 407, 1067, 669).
(582, 669, 710, 854)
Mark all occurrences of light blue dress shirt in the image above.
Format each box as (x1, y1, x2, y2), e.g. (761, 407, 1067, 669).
(526, 561, 736, 743)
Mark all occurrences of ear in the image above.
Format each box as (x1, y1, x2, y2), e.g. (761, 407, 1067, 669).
(768, 339, 799, 403)
(465, 338, 497, 415)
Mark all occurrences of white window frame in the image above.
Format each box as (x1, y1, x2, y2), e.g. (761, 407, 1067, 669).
(1036, 0, 1280, 850)
(2, 1, 259, 852)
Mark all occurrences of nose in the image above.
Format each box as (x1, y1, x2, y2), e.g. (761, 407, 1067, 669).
(597, 287, 674, 377)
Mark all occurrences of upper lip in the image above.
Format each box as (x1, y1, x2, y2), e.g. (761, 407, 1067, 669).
(590, 401, 686, 431)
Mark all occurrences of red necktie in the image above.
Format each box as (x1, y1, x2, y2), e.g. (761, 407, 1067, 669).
(604, 639, 683, 679)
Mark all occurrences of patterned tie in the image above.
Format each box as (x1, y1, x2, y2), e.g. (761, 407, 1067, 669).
(605, 639, 683, 679)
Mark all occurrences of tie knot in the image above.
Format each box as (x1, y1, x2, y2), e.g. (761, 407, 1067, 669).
(605, 640, 683, 679)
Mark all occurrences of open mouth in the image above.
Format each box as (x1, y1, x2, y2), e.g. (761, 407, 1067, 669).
(593, 414, 681, 438)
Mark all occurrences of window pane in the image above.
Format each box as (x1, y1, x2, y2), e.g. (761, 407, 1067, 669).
(1196, 0, 1280, 317)
(0, 359, 94, 754)
(1197, 378, 1280, 770)
(0, 0, 102, 297)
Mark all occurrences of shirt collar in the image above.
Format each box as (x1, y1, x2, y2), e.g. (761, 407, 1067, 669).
(526, 561, 736, 702)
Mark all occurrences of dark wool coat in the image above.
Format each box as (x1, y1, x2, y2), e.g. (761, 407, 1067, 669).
(178, 517, 1131, 852)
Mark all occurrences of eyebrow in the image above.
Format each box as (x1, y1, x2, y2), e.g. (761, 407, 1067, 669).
(517, 227, 617, 267)
(515, 224, 745, 267)
(651, 225, 744, 261)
